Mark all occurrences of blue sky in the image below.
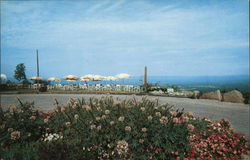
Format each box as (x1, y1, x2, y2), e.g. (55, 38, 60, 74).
(1, 0, 249, 79)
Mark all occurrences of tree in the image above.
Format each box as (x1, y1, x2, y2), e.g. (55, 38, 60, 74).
(14, 63, 27, 82)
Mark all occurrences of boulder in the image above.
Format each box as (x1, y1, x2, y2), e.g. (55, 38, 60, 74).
(222, 90, 244, 103)
(200, 90, 222, 101)
(150, 90, 164, 95)
(182, 91, 195, 98)
(193, 90, 201, 99)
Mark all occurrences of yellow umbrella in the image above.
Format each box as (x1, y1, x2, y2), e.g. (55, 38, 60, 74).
(92, 75, 105, 81)
(115, 73, 131, 79)
(82, 74, 95, 80)
(66, 80, 77, 82)
(29, 76, 43, 81)
(48, 77, 61, 82)
(80, 78, 90, 81)
(64, 75, 78, 81)
(115, 73, 131, 85)
(105, 76, 118, 81)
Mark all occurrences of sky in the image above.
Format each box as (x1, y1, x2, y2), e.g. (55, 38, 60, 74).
(1, 0, 249, 79)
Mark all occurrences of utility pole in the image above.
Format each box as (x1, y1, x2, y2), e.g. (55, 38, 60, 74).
(144, 66, 148, 92)
(36, 49, 39, 77)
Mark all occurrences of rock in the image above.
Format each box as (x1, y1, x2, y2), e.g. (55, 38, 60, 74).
(150, 90, 164, 95)
(193, 90, 201, 99)
(222, 90, 244, 103)
(200, 90, 222, 101)
(182, 91, 195, 98)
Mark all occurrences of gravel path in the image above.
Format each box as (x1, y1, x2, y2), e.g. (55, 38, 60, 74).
(1, 94, 249, 137)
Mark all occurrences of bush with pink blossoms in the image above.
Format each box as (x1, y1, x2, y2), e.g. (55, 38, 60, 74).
(0, 96, 249, 160)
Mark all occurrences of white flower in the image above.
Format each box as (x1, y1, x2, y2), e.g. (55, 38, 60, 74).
(101, 115, 106, 120)
(105, 110, 110, 115)
(187, 124, 195, 132)
(154, 106, 159, 110)
(90, 124, 96, 130)
(72, 104, 77, 109)
(125, 126, 131, 132)
(97, 125, 102, 130)
(141, 127, 147, 132)
(170, 111, 178, 117)
(10, 131, 20, 140)
(139, 139, 144, 144)
(118, 116, 125, 122)
(74, 114, 79, 120)
(116, 140, 129, 156)
(65, 122, 71, 127)
(183, 116, 189, 122)
(155, 112, 161, 117)
(44, 118, 49, 123)
(140, 107, 146, 111)
(82, 105, 91, 111)
(147, 115, 153, 121)
(160, 116, 168, 125)
(8, 104, 17, 112)
(43, 133, 63, 142)
(29, 116, 36, 120)
(110, 121, 115, 125)
(8, 128, 14, 132)
(161, 106, 166, 110)
(96, 117, 101, 121)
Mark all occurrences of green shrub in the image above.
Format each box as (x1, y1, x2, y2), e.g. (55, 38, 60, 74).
(0, 96, 249, 160)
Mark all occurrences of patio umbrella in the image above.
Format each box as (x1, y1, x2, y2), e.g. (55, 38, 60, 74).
(104, 76, 118, 85)
(29, 76, 43, 81)
(82, 74, 95, 80)
(80, 77, 90, 87)
(115, 73, 131, 84)
(92, 75, 105, 81)
(106, 76, 118, 81)
(80, 76, 91, 81)
(48, 77, 61, 82)
(64, 75, 78, 87)
(80, 78, 90, 82)
(115, 73, 131, 79)
(48, 77, 61, 87)
(29, 76, 43, 89)
(64, 75, 78, 81)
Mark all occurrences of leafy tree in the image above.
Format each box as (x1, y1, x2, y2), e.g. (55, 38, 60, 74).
(14, 63, 27, 82)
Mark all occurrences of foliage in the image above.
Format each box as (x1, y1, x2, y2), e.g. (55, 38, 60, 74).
(23, 79, 31, 85)
(0, 96, 249, 160)
(241, 91, 250, 104)
(14, 63, 27, 82)
(170, 85, 180, 92)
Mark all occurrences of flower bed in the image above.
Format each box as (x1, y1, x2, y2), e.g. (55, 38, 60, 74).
(0, 96, 249, 160)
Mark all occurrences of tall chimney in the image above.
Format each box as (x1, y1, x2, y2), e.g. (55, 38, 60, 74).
(36, 49, 39, 77)
(144, 66, 147, 87)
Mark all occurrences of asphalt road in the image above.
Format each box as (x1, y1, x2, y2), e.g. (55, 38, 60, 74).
(1, 94, 249, 137)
